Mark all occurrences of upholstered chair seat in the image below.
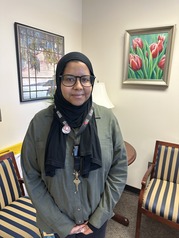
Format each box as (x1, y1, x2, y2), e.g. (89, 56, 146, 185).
(143, 178, 179, 223)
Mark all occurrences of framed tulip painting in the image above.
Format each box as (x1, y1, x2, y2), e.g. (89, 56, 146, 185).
(14, 22, 64, 102)
(123, 25, 176, 86)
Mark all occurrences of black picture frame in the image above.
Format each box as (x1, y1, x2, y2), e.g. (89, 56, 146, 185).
(14, 22, 64, 102)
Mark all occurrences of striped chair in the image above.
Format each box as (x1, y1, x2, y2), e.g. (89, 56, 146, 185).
(135, 140, 179, 238)
(0, 151, 42, 237)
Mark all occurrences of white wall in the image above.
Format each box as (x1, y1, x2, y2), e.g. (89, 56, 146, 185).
(0, 0, 82, 148)
(82, 0, 179, 188)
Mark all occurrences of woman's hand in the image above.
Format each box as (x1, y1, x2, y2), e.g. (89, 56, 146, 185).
(70, 222, 93, 235)
(79, 224, 93, 235)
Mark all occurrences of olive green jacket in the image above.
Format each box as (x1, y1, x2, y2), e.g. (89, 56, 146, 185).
(21, 103, 128, 238)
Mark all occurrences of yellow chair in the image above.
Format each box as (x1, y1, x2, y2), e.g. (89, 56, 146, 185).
(135, 140, 179, 238)
(0, 151, 42, 237)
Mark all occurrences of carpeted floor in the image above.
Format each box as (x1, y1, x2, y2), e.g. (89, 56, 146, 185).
(106, 190, 179, 238)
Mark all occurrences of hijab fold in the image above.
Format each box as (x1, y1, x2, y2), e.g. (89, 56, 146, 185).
(45, 52, 102, 177)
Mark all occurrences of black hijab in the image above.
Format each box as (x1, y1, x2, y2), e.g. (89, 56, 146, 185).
(45, 52, 102, 177)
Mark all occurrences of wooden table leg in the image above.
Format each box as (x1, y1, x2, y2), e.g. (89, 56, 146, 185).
(111, 142, 136, 227)
(112, 213, 129, 226)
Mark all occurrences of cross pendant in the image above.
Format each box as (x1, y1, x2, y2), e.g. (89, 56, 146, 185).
(73, 171, 81, 192)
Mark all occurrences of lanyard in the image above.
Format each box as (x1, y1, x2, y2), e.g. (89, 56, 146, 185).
(54, 106, 94, 186)
(54, 105, 94, 137)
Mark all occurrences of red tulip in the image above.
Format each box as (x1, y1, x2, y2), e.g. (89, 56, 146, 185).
(150, 43, 159, 58)
(158, 55, 166, 70)
(157, 40, 164, 53)
(129, 54, 142, 71)
(132, 38, 143, 50)
(158, 35, 165, 42)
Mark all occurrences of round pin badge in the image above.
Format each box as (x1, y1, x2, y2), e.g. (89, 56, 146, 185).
(62, 125, 71, 134)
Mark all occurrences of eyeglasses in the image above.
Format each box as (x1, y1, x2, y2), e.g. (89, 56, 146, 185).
(59, 74, 95, 87)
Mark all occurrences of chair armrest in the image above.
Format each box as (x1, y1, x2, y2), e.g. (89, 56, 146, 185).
(18, 178, 25, 196)
(141, 163, 155, 189)
(138, 163, 155, 208)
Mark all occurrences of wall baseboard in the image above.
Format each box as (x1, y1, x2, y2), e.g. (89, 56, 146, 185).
(125, 185, 140, 195)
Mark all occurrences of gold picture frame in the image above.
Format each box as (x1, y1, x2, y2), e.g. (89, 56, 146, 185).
(123, 25, 176, 86)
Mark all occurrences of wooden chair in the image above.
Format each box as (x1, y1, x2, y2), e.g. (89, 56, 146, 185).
(0, 151, 42, 237)
(135, 140, 179, 238)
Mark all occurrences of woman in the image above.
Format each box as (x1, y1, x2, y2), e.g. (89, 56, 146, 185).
(21, 52, 128, 238)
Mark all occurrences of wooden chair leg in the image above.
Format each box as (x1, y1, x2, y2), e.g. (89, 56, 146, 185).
(112, 213, 129, 226)
(135, 208, 142, 238)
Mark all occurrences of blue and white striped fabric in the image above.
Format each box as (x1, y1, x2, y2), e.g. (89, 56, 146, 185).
(154, 145, 179, 183)
(0, 196, 41, 237)
(0, 158, 22, 210)
(0, 158, 41, 237)
(143, 178, 179, 223)
(143, 144, 179, 223)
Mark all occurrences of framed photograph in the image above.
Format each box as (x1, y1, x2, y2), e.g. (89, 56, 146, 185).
(14, 22, 64, 102)
(123, 25, 176, 86)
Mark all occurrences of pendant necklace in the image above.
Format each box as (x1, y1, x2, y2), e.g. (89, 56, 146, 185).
(55, 106, 71, 134)
(62, 124, 71, 134)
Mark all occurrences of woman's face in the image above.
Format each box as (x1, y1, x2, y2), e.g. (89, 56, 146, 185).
(61, 61, 92, 106)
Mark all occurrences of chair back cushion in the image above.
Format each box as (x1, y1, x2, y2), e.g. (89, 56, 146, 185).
(0, 158, 22, 210)
(154, 144, 179, 183)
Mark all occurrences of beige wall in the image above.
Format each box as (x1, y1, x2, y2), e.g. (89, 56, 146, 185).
(1, 0, 179, 189)
(82, 0, 179, 188)
(0, 0, 82, 147)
